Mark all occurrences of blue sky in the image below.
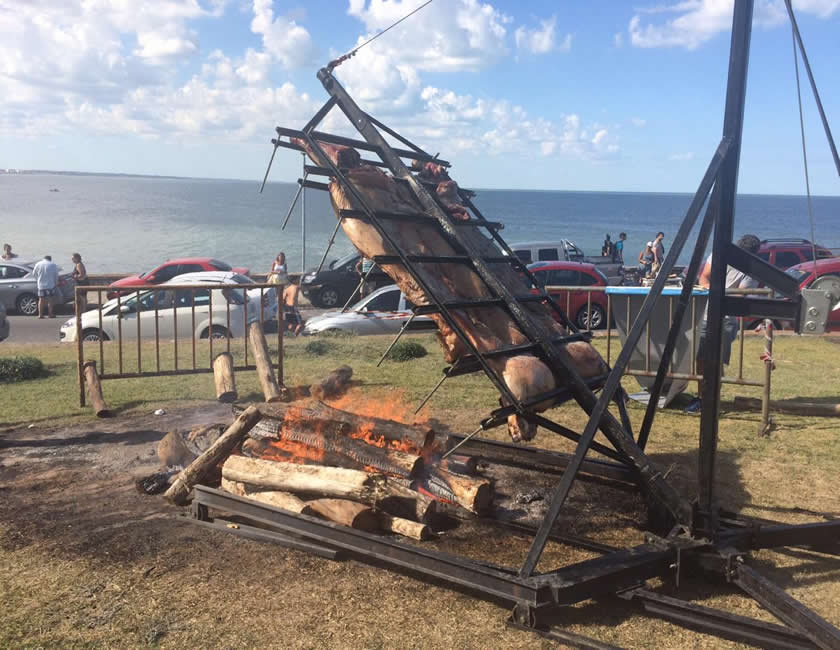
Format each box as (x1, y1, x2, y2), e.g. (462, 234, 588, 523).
(1, 0, 839, 195)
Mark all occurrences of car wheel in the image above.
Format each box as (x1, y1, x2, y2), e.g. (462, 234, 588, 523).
(82, 328, 109, 342)
(317, 286, 341, 308)
(202, 325, 230, 339)
(576, 304, 606, 330)
(16, 293, 39, 316)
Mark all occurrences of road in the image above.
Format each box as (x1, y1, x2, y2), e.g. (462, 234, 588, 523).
(4, 304, 328, 345)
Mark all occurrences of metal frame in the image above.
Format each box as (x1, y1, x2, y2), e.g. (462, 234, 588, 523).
(198, 1, 840, 645)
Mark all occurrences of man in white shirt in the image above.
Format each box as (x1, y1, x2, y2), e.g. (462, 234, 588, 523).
(685, 234, 761, 413)
(32, 255, 59, 318)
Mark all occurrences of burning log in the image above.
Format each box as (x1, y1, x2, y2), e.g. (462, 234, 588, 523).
(238, 401, 435, 451)
(378, 479, 437, 523)
(311, 365, 353, 400)
(220, 477, 308, 513)
(248, 321, 284, 403)
(378, 513, 433, 541)
(439, 454, 477, 475)
(306, 499, 379, 531)
(164, 405, 262, 506)
(222, 455, 385, 502)
(430, 468, 492, 514)
(212, 352, 237, 403)
(83, 360, 112, 418)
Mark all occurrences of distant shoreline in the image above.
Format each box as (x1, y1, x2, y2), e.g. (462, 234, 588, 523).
(2, 169, 838, 199)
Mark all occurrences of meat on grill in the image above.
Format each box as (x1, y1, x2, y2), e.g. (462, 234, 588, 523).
(293, 139, 607, 442)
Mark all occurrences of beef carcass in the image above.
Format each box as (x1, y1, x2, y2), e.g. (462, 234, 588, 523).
(292, 139, 607, 442)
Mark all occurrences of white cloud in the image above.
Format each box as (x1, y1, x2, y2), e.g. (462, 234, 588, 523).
(631, 117, 647, 127)
(250, 0, 316, 69)
(668, 151, 695, 161)
(628, 0, 840, 49)
(514, 16, 570, 54)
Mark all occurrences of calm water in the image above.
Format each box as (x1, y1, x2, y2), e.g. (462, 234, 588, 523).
(1, 173, 838, 274)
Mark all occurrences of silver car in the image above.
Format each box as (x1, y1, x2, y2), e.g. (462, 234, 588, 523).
(0, 260, 76, 315)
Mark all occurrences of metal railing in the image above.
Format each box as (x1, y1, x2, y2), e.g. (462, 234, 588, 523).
(74, 282, 284, 406)
(543, 284, 774, 402)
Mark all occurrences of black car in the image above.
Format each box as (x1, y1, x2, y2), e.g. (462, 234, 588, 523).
(300, 253, 390, 308)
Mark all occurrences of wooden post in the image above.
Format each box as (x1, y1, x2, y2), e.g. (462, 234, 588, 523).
(248, 321, 284, 402)
(83, 360, 112, 418)
(76, 289, 85, 407)
(760, 319, 773, 435)
(212, 352, 238, 403)
(165, 405, 262, 506)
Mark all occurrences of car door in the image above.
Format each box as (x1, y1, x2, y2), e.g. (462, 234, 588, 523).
(546, 268, 580, 316)
(356, 288, 402, 334)
(0, 264, 32, 310)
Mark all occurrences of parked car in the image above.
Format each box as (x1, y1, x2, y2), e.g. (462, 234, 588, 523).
(61, 271, 271, 343)
(527, 261, 610, 329)
(300, 253, 390, 308)
(0, 260, 76, 315)
(508, 240, 623, 285)
(107, 258, 250, 299)
(784, 257, 840, 331)
(757, 238, 834, 270)
(0, 302, 9, 341)
(304, 284, 436, 335)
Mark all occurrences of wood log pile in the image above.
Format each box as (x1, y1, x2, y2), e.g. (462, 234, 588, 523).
(157, 374, 493, 542)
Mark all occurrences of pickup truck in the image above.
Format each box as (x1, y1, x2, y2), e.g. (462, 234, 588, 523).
(507, 240, 624, 285)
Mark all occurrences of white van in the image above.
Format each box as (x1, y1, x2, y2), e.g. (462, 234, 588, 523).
(506, 240, 585, 264)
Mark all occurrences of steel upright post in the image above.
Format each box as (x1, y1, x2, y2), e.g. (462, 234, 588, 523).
(696, 0, 754, 532)
(301, 152, 307, 273)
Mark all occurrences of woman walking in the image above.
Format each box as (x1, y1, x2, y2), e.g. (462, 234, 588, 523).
(268, 251, 288, 285)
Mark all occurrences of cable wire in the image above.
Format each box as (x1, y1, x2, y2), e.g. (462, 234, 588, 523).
(791, 24, 818, 274)
(327, 0, 435, 71)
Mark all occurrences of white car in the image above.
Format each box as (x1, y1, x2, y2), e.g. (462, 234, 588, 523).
(304, 285, 436, 336)
(60, 271, 277, 343)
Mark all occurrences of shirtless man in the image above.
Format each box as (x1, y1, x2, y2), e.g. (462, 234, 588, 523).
(283, 283, 304, 335)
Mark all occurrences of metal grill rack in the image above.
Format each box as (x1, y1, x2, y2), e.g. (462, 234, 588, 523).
(193, 1, 840, 646)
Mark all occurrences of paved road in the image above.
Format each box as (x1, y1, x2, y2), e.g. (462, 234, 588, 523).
(4, 304, 327, 345)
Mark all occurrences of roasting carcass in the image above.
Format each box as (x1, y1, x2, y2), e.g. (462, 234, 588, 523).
(293, 139, 607, 442)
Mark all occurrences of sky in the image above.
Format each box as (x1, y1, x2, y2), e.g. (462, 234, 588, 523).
(1, 0, 840, 195)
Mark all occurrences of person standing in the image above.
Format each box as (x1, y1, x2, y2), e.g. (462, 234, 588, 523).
(71, 253, 88, 312)
(268, 252, 288, 285)
(614, 233, 626, 264)
(32, 255, 59, 318)
(638, 242, 654, 277)
(652, 232, 666, 276)
(684, 233, 761, 413)
(601, 234, 613, 258)
(355, 256, 377, 298)
(2, 243, 18, 260)
(283, 283, 304, 335)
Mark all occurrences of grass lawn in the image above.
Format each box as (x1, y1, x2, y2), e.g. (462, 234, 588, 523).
(1, 331, 839, 647)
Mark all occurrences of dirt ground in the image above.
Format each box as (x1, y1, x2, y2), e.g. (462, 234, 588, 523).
(1, 400, 838, 649)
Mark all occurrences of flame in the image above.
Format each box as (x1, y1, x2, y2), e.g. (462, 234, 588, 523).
(262, 439, 325, 464)
(327, 388, 420, 425)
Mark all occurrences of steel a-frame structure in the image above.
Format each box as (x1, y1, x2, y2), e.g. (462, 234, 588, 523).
(193, 1, 840, 646)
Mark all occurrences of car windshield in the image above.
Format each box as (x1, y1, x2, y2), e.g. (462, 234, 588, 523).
(330, 253, 358, 271)
(210, 259, 232, 271)
(230, 274, 253, 284)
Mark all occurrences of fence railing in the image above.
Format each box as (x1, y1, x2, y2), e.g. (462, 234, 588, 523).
(74, 282, 284, 406)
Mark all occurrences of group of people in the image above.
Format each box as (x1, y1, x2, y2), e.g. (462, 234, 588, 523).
(268, 251, 303, 335)
(3, 244, 88, 318)
(638, 232, 666, 278)
(601, 233, 627, 263)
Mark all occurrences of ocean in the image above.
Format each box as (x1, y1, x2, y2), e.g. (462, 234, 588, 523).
(1, 172, 838, 275)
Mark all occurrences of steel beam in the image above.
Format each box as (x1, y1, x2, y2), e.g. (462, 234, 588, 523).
(697, 0, 754, 531)
(735, 563, 840, 649)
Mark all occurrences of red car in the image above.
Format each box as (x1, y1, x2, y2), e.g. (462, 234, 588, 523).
(757, 238, 833, 270)
(785, 257, 840, 331)
(107, 258, 250, 299)
(528, 261, 609, 329)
